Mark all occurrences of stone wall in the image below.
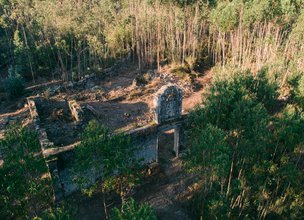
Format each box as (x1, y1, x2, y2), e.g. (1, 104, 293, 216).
(47, 124, 160, 199)
(26, 84, 187, 201)
(68, 100, 83, 122)
(27, 97, 56, 202)
(27, 98, 54, 151)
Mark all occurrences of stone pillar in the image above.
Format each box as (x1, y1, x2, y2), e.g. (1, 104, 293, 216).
(173, 127, 180, 157)
(156, 133, 159, 163)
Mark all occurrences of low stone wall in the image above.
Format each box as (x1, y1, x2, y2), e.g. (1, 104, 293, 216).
(27, 98, 54, 151)
(27, 97, 57, 202)
(47, 116, 186, 200)
(48, 123, 159, 199)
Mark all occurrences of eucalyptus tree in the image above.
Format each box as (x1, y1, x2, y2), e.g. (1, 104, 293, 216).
(185, 70, 304, 219)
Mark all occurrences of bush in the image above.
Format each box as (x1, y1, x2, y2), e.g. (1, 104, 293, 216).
(295, 75, 304, 107)
(73, 120, 143, 212)
(210, 1, 240, 31)
(4, 66, 25, 98)
(0, 125, 53, 219)
(287, 73, 304, 108)
(111, 198, 157, 220)
(199, 69, 278, 130)
(35, 205, 73, 220)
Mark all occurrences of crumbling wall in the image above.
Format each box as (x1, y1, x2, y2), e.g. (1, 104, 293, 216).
(27, 84, 187, 201)
(27, 97, 56, 202)
(47, 124, 159, 199)
(68, 100, 83, 122)
(27, 98, 54, 151)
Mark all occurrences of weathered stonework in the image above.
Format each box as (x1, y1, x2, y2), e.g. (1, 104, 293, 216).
(27, 98, 55, 151)
(153, 84, 182, 124)
(27, 97, 56, 202)
(68, 100, 83, 122)
(27, 84, 187, 201)
(27, 98, 39, 121)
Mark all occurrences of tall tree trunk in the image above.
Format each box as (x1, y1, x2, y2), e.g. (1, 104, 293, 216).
(22, 26, 35, 83)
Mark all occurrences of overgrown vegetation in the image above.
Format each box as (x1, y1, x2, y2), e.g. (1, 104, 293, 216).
(73, 120, 143, 219)
(111, 198, 157, 220)
(1, 0, 303, 84)
(1, 0, 304, 218)
(0, 125, 53, 219)
(185, 70, 304, 219)
(4, 66, 25, 98)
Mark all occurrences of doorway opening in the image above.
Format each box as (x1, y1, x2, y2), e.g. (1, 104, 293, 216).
(157, 129, 177, 170)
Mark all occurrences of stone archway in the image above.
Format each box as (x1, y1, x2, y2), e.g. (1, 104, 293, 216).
(153, 84, 183, 162)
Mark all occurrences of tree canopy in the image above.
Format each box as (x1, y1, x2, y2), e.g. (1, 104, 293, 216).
(185, 70, 304, 219)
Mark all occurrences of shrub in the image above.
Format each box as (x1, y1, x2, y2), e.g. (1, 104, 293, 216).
(0, 125, 53, 219)
(4, 66, 25, 98)
(210, 1, 240, 31)
(111, 198, 157, 220)
(73, 120, 143, 215)
(287, 73, 304, 108)
(295, 75, 304, 107)
(200, 69, 278, 130)
(35, 205, 74, 220)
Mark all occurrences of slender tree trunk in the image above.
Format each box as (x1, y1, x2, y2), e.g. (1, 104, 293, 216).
(22, 26, 35, 83)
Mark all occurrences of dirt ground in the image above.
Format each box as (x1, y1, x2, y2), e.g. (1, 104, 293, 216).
(12, 65, 211, 145)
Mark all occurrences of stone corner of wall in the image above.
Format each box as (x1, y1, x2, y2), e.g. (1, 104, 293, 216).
(68, 99, 83, 122)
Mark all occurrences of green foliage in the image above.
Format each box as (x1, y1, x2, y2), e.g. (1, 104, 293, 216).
(210, 0, 240, 31)
(185, 124, 230, 182)
(186, 71, 304, 219)
(111, 198, 157, 220)
(296, 75, 304, 106)
(203, 69, 278, 127)
(288, 9, 304, 46)
(0, 125, 53, 219)
(35, 205, 73, 220)
(73, 120, 142, 201)
(0, 0, 304, 81)
(287, 73, 304, 108)
(4, 66, 25, 98)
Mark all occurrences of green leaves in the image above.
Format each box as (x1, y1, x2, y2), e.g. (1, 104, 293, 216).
(73, 120, 142, 200)
(185, 70, 304, 219)
(186, 123, 230, 179)
(210, 0, 240, 31)
(111, 198, 157, 220)
(4, 66, 25, 98)
(0, 125, 53, 219)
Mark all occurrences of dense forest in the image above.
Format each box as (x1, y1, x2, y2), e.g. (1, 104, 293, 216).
(1, 0, 304, 219)
(1, 0, 304, 81)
